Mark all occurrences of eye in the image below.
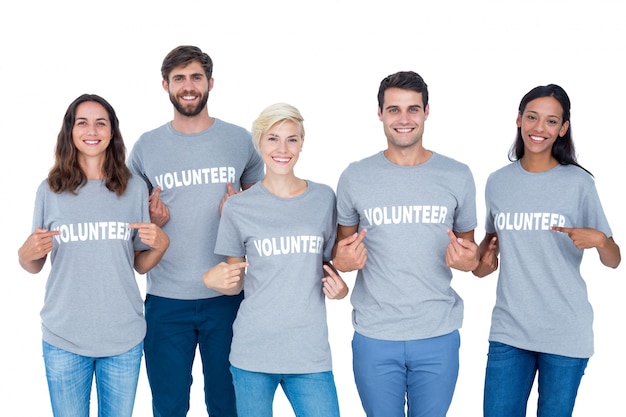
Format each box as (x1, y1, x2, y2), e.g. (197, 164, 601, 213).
(409, 106, 420, 113)
(193, 75, 203, 81)
(526, 114, 537, 121)
(547, 119, 558, 125)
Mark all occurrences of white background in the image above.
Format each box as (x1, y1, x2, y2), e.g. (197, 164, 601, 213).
(1, 1, 624, 416)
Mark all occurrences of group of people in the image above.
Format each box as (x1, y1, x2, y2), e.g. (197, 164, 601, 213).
(18, 44, 620, 417)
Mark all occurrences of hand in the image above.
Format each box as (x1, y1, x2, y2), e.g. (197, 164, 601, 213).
(551, 226, 607, 250)
(445, 229, 480, 272)
(203, 260, 248, 294)
(149, 187, 170, 227)
(129, 222, 169, 252)
(552, 226, 621, 268)
(473, 235, 498, 277)
(332, 229, 367, 272)
(219, 182, 239, 215)
(322, 264, 349, 300)
(19, 227, 59, 260)
(18, 228, 60, 274)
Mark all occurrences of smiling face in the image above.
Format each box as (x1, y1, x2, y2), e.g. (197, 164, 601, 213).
(164, 61, 212, 117)
(258, 120, 303, 176)
(379, 87, 429, 150)
(517, 96, 570, 157)
(72, 101, 112, 162)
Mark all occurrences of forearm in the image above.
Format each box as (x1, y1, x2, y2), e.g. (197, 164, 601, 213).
(134, 248, 167, 274)
(18, 256, 46, 274)
(598, 237, 621, 269)
(472, 233, 499, 278)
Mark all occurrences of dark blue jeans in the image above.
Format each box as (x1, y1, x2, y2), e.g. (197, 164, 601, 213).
(483, 341, 588, 417)
(144, 293, 243, 417)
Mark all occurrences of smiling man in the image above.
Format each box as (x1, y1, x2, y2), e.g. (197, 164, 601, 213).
(333, 71, 480, 417)
(128, 45, 264, 417)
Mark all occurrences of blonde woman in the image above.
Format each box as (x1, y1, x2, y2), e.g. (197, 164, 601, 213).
(203, 103, 347, 417)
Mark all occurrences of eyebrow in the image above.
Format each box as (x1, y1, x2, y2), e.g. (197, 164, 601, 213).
(173, 72, 204, 78)
(526, 110, 561, 119)
(385, 104, 422, 110)
(266, 132, 300, 138)
(76, 117, 109, 122)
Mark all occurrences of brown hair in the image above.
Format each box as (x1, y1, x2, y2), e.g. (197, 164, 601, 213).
(48, 94, 131, 195)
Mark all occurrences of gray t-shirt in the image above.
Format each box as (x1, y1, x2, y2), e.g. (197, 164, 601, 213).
(337, 151, 477, 341)
(128, 119, 264, 300)
(215, 181, 336, 373)
(32, 177, 150, 357)
(484, 161, 612, 358)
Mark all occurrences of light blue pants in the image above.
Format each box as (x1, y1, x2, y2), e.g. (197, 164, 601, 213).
(230, 366, 341, 417)
(43, 340, 142, 417)
(483, 341, 588, 417)
(352, 330, 460, 417)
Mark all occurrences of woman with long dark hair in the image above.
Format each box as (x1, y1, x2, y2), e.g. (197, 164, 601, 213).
(18, 94, 169, 417)
(473, 84, 620, 416)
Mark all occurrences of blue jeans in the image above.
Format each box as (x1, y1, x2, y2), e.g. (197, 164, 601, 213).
(483, 341, 588, 417)
(144, 293, 243, 417)
(230, 366, 340, 417)
(352, 330, 460, 417)
(42, 340, 142, 417)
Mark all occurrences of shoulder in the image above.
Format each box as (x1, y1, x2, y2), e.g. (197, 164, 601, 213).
(35, 179, 51, 195)
(127, 175, 150, 194)
(230, 183, 262, 203)
(213, 118, 250, 136)
(136, 123, 169, 142)
(307, 180, 336, 198)
(487, 162, 516, 181)
(341, 152, 382, 174)
(431, 152, 472, 173)
(131, 124, 170, 155)
(558, 164, 596, 189)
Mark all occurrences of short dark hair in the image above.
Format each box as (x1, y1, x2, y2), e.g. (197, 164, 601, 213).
(378, 71, 429, 110)
(161, 45, 213, 82)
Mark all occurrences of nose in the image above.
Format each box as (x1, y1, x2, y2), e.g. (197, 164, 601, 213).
(182, 77, 196, 90)
(86, 122, 97, 135)
(398, 110, 411, 123)
(278, 139, 288, 152)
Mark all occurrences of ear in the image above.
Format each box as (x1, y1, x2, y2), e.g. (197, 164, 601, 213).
(516, 112, 522, 128)
(559, 120, 570, 137)
(378, 106, 383, 121)
(208, 77, 214, 92)
(424, 103, 430, 120)
(162, 79, 169, 92)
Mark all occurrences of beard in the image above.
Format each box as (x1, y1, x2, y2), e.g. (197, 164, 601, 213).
(169, 90, 209, 117)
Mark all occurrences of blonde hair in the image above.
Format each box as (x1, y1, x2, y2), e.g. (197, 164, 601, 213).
(251, 103, 305, 149)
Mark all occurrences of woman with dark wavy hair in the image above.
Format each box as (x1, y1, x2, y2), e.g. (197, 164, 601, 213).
(18, 94, 169, 417)
(473, 84, 620, 417)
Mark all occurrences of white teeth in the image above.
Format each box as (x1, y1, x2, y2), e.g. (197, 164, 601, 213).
(396, 128, 413, 133)
(183, 96, 195, 100)
(530, 135, 546, 141)
(273, 157, 290, 163)
(85, 140, 99, 145)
